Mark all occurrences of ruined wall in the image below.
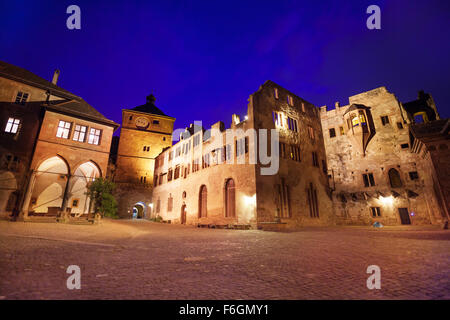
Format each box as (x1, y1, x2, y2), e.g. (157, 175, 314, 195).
(320, 87, 437, 225)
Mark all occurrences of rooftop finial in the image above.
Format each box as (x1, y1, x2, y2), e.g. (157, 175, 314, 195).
(146, 94, 156, 104)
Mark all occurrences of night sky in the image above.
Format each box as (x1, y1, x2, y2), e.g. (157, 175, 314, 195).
(1, 0, 449, 136)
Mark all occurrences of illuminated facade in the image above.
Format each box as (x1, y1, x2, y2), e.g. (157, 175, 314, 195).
(0, 60, 118, 220)
(320, 87, 449, 225)
(152, 81, 333, 229)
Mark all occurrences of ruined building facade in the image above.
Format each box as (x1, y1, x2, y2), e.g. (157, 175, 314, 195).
(320, 87, 448, 225)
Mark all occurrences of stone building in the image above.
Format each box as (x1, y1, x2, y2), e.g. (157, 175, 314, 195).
(320, 87, 448, 225)
(111, 95, 175, 219)
(152, 81, 333, 229)
(0, 60, 118, 220)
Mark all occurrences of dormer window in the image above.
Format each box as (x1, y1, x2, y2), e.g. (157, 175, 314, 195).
(15, 91, 29, 105)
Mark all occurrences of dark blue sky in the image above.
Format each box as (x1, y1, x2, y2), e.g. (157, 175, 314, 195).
(1, 0, 449, 134)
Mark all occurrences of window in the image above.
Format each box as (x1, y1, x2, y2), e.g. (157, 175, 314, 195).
(277, 179, 291, 218)
(174, 165, 180, 179)
(168, 168, 173, 181)
(153, 120, 160, 125)
(307, 183, 319, 218)
(169, 151, 173, 161)
(199, 185, 207, 218)
(272, 111, 283, 127)
(192, 159, 200, 172)
(339, 126, 344, 135)
(287, 117, 298, 132)
(159, 174, 164, 185)
(72, 199, 79, 208)
(143, 146, 150, 152)
(312, 152, 319, 167)
(301, 103, 306, 113)
(329, 128, 336, 138)
(400, 143, 409, 149)
(322, 160, 327, 174)
(56, 120, 71, 139)
(274, 88, 279, 99)
(409, 171, 419, 180)
(290, 145, 301, 162)
(381, 115, 389, 126)
(202, 154, 210, 168)
(363, 173, 375, 187)
(88, 128, 101, 145)
(73, 125, 87, 142)
(235, 137, 249, 157)
(388, 168, 403, 188)
(4, 118, 20, 133)
(15, 91, 29, 105)
(308, 126, 315, 140)
(287, 95, 294, 106)
(225, 144, 232, 161)
(156, 198, 161, 213)
(397, 122, 404, 129)
(225, 179, 236, 218)
(153, 175, 158, 187)
(370, 207, 381, 217)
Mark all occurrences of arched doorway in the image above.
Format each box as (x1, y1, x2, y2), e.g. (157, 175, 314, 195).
(69, 161, 100, 217)
(132, 202, 146, 219)
(181, 204, 187, 224)
(225, 178, 236, 217)
(198, 185, 207, 218)
(388, 168, 402, 188)
(30, 156, 69, 215)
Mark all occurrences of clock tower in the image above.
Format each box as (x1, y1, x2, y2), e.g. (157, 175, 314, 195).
(113, 94, 175, 218)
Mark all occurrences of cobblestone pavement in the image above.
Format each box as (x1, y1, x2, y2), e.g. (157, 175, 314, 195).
(0, 219, 449, 300)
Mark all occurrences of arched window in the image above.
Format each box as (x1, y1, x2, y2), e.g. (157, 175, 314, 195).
(199, 185, 207, 218)
(225, 179, 236, 218)
(388, 168, 403, 188)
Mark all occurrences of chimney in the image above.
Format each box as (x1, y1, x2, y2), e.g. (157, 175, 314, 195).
(52, 69, 60, 85)
(335, 101, 340, 108)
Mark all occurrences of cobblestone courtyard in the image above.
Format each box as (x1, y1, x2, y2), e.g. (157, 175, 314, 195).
(0, 219, 449, 300)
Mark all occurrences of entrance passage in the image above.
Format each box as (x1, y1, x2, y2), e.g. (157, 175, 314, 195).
(132, 203, 145, 219)
(181, 204, 187, 224)
(398, 208, 411, 225)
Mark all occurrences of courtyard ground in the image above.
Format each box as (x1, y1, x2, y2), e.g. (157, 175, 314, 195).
(0, 219, 449, 300)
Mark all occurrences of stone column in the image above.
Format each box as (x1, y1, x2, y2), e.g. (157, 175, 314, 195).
(60, 174, 72, 213)
(20, 170, 36, 219)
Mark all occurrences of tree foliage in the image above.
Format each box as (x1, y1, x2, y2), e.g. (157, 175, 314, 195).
(86, 178, 118, 218)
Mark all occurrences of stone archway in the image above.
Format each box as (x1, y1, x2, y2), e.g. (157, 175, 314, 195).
(69, 161, 101, 217)
(132, 202, 146, 219)
(29, 156, 69, 215)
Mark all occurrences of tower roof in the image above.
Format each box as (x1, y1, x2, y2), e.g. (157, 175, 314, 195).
(131, 94, 168, 117)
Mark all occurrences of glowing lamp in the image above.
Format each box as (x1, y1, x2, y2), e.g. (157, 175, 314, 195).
(379, 196, 393, 205)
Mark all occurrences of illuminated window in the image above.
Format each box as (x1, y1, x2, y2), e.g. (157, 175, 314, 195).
(15, 91, 29, 105)
(301, 103, 306, 113)
(88, 128, 101, 145)
(5, 118, 20, 133)
(56, 120, 71, 139)
(359, 112, 366, 124)
(274, 88, 279, 99)
(287, 95, 294, 106)
(351, 114, 359, 127)
(73, 125, 87, 142)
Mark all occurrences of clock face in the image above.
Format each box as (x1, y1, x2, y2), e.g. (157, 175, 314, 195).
(135, 117, 149, 129)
